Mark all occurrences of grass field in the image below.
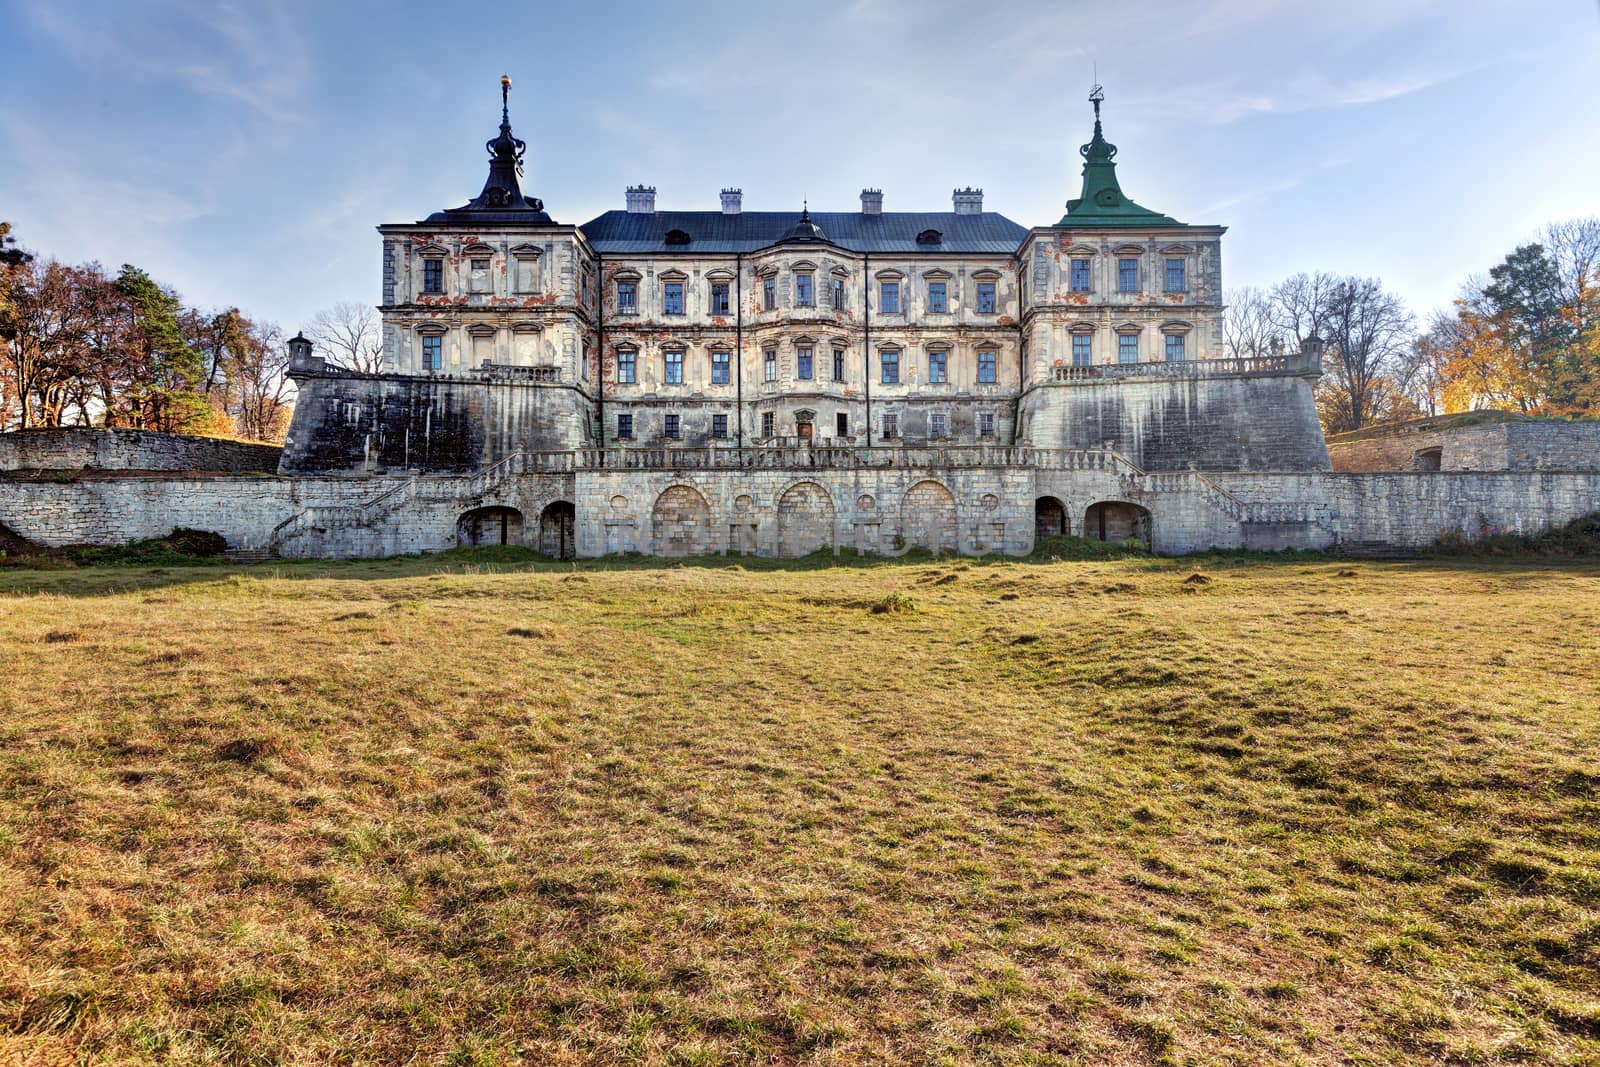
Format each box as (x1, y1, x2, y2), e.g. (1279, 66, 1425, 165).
(3, 551, 1599, 1065)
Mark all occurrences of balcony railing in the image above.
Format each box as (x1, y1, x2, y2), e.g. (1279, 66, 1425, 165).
(1051, 352, 1317, 383)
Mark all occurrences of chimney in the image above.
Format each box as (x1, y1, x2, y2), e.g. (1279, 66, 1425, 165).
(953, 187, 983, 215)
(625, 185, 656, 214)
(720, 188, 742, 215)
(860, 188, 883, 216)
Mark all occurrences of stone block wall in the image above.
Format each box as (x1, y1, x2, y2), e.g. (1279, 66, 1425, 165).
(1327, 420, 1600, 473)
(0, 429, 282, 473)
(1020, 373, 1330, 472)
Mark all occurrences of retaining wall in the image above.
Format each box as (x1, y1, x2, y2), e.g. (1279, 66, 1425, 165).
(0, 429, 282, 473)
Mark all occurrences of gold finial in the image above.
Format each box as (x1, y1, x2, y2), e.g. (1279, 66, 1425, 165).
(501, 74, 511, 89)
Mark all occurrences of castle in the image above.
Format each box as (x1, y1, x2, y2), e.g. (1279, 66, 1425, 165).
(2, 81, 1596, 559)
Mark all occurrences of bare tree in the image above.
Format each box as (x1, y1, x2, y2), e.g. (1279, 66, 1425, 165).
(1222, 286, 1281, 359)
(226, 320, 296, 442)
(1270, 273, 1414, 432)
(308, 302, 384, 373)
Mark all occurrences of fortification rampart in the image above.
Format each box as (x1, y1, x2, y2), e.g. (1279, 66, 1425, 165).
(1328, 419, 1600, 473)
(0, 428, 282, 473)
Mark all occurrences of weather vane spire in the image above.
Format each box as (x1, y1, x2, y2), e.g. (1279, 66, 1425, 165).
(500, 74, 511, 124)
(1089, 78, 1104, 125)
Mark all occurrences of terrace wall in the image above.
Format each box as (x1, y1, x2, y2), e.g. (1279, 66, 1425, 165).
(0, 428, 282, 473)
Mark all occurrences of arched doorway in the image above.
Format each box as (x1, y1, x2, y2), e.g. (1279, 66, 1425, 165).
(457, 506, 524, 547)
(651, 485, 713, 557)
(1035, 496, 1067, 539)
(901, 480, 958, 554)
(1084, 501, 1151, 548)
(777, 481, 835, 556)
(540, 501, 575, 559)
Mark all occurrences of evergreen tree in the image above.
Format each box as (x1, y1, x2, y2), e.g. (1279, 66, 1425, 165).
(113, 265, 208, 432)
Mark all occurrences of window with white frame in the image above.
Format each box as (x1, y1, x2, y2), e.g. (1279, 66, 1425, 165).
(761, 411, 775, 437)
(879, 280, 900, 314)
(1118, 333, 1139, 363)
(711, 349, 730, 385)
(927, 281, 947, 313)
(1118, 258, 1139, 292)
(710, 281, 730, 315)
(977, 349, 997, 383)
(763, 347, 777, 382)
(1069, 259, 1090, 292)
(618, 347, 637, 383)
(663, 280, 685, 315)
(796, 272, 814, 307)
(929, 412, 949, 438)
(616, 280, 637, 313)
(1072, 334, 1092, 366)
(762, 275, 776, 310)
(978, 411, 996, 437)
(797, 344, 814, 380)
(1165, 258, 1186, 292)
(831, 277, 845, 310)
(664, 349, 684, 384)
(927, 348, 948, 383)
(976, 281, 996, 314)
(880, 348, 900, 384)
(1165, 333, 1187, 361)
(420, 333, 443, 370)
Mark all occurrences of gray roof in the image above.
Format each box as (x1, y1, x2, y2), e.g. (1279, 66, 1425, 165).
(578, 210, 1029, 255)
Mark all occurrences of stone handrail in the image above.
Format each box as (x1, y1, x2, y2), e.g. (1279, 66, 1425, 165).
(570, 445, 1148, 473)
(1050, 352, 1317, 383)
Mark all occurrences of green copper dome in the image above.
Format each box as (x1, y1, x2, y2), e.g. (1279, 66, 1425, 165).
(1058, 90, 1181, 228)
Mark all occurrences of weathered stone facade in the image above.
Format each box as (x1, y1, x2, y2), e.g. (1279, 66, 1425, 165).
(1328, 415, 1600, 473)
(3, 86, 1596, 561)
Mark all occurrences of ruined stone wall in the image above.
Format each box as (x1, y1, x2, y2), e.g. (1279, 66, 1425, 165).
(0, 429, 282, 473)
(279, 369, 594, 475)
(1328, 421, 1600, 473)
(1019, 373, 1330, 472)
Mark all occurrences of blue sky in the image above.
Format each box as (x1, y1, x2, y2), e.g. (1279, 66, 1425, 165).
(2, 0, 1597, 334)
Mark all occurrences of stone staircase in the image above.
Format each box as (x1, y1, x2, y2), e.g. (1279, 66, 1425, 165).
(222, 546, 277, 564)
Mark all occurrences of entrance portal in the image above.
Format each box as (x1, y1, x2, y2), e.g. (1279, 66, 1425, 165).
(1084, 501, 1151, 548)
(540, 501, 575, 559)
(457, 506, 524, 547)
(1035, 496, 1067, 539)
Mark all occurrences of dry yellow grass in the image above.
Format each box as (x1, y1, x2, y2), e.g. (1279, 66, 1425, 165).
(2, 554, 1599, 1065)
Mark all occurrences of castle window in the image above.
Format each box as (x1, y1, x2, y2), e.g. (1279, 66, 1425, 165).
(797, 345, 814, 380)
(616, 413, 633, 439)
(927, 348, 948, 383)
(1118, 333, 1139, 363)
(929, 413, 949, 438)
(1073, 334, 1092, 366)
(421, 334, 442, 370)
(928, 281, 948, 314)
(511, 246, 541, 293)
(882, 412, 899, 439)
(763, 276, 776, 310)
(763, 346, 777, 382)
(836, 412, 848, 436)
(710, 282, 730, 315)
(469, 258, 492, 294)
(711, 349, 730, 385)
(664, 349, 684, 384)
(422, 258, 444, 294)
(979, 412, 996, 437)
(879, 280, 900, 314)
(796, 272, 814, 307)
(977, 349, 997, 383)
(618, 348, 637, 384)
(761, 412, 775, 437)
(977, 282, 996, 314)
(1118, 258, 1139, 292)
(1070, 259, 1091, 292)
(832, 277, 846, 310)
(617, 281, 637, 313)
(664, 281, 685, 315)
(880, 348, 900, 384)
(832, 347, 845, 382)
(581, 341, 590, 380)
(665, 414, 681, 439)
(1165, 258, 1187, 292)
(712, 414, 728, 439)
(1165, 334, 1186, 361)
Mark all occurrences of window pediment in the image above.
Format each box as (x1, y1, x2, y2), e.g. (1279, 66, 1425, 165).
(876, 342, 903, 352)
(972, 269, 1002, 280)
(830, 266, 851, 277)
(1064, 244, 1098, 256)
(924, 340, 953, 351)
(463, 243, 495, 256)
(1159, 244, 1194, 255)
(611, 269, 642, 282)
(1068, 321, 1097, 334)
(509, 243, 542, 257)
(828, 336, 850, 347)
(511, 321, 543, 333)
(466, 324, 497, 337)
(792, 334, 817, 345)
(416, 322, 447, 336)
(1113, 244, 1146, 256)
(755, 263, 780, 278)
(1114, 321, 1143, 335)
(415, 243, 448, 257)
(1160, 320, 1195, 334)
(705, 268, 734, 282)
(874, 268, 904, 280)
(790, 260, 817, 272)
(658, 269, 688, 282)
(972, 338, 1002, 350)
(923, 268, 953, 281)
